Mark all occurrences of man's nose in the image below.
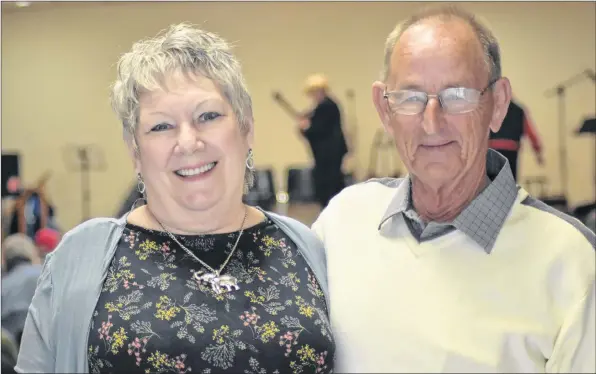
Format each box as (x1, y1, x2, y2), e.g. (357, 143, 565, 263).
(421, 97, 442, 135)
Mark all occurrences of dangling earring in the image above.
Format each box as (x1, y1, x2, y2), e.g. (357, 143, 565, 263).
(137, 173, 146, 195)
(245, 149, 255, 170)
(127, 173, 147, 215)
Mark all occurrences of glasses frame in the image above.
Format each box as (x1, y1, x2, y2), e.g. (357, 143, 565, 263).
(383, 79, 498, 115)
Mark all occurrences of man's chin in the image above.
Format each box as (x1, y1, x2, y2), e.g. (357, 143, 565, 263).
(412, 161, 460, 183)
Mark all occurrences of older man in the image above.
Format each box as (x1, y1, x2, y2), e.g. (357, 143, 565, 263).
(313, 6, 595, 373)
(1, 234, 43, 345)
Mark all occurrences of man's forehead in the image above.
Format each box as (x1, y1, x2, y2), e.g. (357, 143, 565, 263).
(388, 19, 486, 86)
(396, 19, 481, 58)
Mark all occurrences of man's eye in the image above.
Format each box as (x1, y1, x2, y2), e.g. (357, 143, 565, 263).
(404, 95, 425, 102)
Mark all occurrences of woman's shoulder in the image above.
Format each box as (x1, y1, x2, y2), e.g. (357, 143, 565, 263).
(262, 210, 315, 236)
(261, 210, 324, 255)
(261, 209, 330, 309)
(47, 216, 126, 269)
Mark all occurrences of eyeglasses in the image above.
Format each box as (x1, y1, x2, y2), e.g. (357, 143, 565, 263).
(383, 80, 497, 115)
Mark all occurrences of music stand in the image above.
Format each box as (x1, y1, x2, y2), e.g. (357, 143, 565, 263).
(577, 117, 596, 135)
(62, 144, 107, 221)
(544, 69, 595, 203)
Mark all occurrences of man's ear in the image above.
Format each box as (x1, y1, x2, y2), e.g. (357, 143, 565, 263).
(488, 77, 512, 134)
(372, 81, 394, 136)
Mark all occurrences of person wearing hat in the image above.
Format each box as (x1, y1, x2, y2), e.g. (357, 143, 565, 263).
(33, 228, 60, 260)
(298, 74, 348, 208)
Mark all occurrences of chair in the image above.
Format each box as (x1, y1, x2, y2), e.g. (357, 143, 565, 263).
(243, 168, 277, 210)
(286, 166, 316, 203)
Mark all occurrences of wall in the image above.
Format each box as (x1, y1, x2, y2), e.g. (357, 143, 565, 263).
(2, 1, 595, 230)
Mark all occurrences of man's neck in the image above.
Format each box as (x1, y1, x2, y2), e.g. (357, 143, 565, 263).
(411, 165, 488, 223)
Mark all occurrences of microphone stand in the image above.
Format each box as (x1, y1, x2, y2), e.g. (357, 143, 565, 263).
(63, 144, 106, 222)
(544, 69, 595, 205)
(78, 148, 91, 221)
(345, 89, 358, 182)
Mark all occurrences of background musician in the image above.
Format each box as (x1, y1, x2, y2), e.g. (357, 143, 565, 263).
(297, 74, 348, 208)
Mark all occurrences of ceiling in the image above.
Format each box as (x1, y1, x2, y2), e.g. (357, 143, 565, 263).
(1, 1, 115, 14)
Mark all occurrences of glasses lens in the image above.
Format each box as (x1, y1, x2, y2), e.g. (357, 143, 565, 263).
(389, 91, 426, 115)
(440, 88, 481, 114)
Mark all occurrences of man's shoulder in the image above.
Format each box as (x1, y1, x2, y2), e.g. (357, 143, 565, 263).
(322, 177, 404, 217)
(518, 195, 595, 252)
(335, 177, 404, 201)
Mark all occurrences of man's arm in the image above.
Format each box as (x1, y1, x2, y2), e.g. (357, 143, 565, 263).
(547, 280, 595, 373)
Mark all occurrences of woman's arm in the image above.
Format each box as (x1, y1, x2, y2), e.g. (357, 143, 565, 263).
(14, 255, 55, 373)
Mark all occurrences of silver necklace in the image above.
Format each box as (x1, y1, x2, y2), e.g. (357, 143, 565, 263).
(152, 207, 248, 295)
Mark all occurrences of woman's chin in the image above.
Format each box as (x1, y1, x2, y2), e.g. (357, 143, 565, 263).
(178, 193, 221, 212)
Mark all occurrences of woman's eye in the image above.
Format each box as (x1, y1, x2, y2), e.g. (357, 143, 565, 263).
(200, 112, 221, 122)
(151, 123, 172, 132)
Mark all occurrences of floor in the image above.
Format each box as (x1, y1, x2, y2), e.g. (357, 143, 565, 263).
(272, 202, 322, 227)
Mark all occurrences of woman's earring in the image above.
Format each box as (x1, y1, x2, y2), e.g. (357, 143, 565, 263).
(245, 149, 255, 170)
(126, 173, 147, 215)
(137, 173, 146, 196)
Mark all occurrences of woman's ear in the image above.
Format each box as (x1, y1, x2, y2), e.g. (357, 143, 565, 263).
(245, 119, 255, 149)
(125, 135, 141, 174)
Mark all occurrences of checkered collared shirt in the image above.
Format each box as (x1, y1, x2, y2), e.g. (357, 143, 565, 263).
(378, 149, 519, 253)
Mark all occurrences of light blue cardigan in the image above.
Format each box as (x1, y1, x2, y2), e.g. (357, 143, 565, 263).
(15, 210, 329, 373)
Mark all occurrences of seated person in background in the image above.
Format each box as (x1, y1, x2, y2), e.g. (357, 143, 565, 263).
(17, 23, 333, 374)
(313, 5, 595, 373)
(1, 234, 43, 346)
(1, 328, 19, 374)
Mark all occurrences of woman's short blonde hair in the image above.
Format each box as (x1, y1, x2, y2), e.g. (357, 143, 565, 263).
(110, 23, 255, 190)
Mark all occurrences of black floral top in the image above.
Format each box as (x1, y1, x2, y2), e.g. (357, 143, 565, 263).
(87, 218, 334, 374)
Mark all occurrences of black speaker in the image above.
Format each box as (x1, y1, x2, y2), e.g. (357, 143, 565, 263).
(1, 153, 20, 197)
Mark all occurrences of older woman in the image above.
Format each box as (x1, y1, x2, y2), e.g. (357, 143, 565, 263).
(16, 24, 334, 374)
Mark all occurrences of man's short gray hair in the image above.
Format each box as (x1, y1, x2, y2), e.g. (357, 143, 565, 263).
(2, 234, 38, 262)
(110, 23, 255, 190)
(381, 5, 502, 84)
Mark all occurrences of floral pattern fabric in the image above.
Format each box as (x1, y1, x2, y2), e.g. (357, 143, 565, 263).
(88, 218, 334, 374)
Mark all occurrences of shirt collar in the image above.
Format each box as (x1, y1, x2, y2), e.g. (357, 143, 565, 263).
(378, 149, 518, 253)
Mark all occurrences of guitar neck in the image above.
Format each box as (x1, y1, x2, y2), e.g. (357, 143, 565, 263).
(276, 99, 300, 119)
(273, 92, 314, 119)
